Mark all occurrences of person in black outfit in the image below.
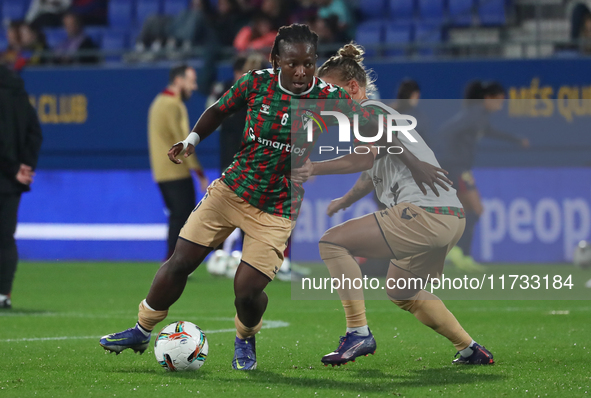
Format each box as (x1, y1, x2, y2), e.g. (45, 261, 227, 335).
(0, 66, 43, 309)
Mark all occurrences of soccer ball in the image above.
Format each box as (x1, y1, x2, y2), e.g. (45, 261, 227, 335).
(574, 241, 591, 270)
(225, 250, 242, 278)
(206, 249, 230, 276)
(205, 249, 242, 278)
(154, 321, 208, 371)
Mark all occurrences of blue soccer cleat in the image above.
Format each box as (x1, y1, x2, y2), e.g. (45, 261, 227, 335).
(99, 324, 150, 355)
(321, 330, 377, 367)
(452, 343, 494, 365)
(232, 336, 257, 370)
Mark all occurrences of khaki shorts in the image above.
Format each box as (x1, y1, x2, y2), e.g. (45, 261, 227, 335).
(179, 179, 293, 280)
(374, 203, 465, 280)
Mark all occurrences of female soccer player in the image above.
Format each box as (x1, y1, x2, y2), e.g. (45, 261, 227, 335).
(100, 24, 448, 371)
(292, 43, 494, 367)
(437, 81, 530, 271)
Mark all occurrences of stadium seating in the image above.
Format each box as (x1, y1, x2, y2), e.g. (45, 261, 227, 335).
(417, 0, 445, 23)
(355, 20, 384, 57)
(478, 0, 506, 25)
(108, 0, 135, 28)
(136, 0, 161, 26)
(44, 28, 67, 48)
(102, 29, 129, 61)
(358, 0, 387, 21)
(389, 0, 415, 21)
(384, 22, 412, 56)
(163, 0, 188, 16)
(1, 0, 28, 21)
(414, 23, 442, 56)
(449, 0, 474, 26)
(0, 0, 514, 61)
(85, 26, 107, 48)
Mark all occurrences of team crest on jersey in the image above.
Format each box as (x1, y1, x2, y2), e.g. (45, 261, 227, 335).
(301, 109, 328, 134)
(260, 104, 270, 114)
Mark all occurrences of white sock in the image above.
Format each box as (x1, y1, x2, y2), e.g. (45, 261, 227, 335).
(142, 299, 156, 311)
(459, 340, 476, 357)
(346, 325, 369, 336)
(136, 322, 152, 336)
(0, 294, 7, 300)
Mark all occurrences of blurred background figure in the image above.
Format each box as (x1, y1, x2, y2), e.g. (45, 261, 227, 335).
(197, 0, 247, 94)
(1, 21, 26, 71)
(259, 0, 292, 28)
(70, 0, 108, 26)
(53, 11, 98, 64)
(19, 23, 49, 66)
(233, 13, 277, 52)
(579, 14, 591, 55)
(26, 0, 71, 28)
(135, 0, 207, 57)
(436, 81, 530, 272)
(315, 0, 353, 41)
(393, 79, 421, 114)
(309, 15, 345, 57)
(391, 79, 431, 145)
(207, 52, 266, 170)
(148, 64, 208, 261)
(0, 65, 43, 309)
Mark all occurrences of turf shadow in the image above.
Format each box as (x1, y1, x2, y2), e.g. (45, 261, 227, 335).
(205, 366, 505, 394)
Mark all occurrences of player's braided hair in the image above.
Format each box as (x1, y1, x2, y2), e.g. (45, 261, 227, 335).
(270, 24, 319, 72)
(317, 42, 377, 94)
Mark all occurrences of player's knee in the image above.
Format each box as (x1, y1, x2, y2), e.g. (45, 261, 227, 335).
(388, 289, 420, 312)
(320, 225, 346, 247)
(166, 251, 200, 275)
(234, 288, 265, 307)
(318, 240, 350, 261)
(391, 298, 414, 312)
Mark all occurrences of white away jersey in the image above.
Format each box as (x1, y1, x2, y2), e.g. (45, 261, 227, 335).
(362, 100, 463, 209)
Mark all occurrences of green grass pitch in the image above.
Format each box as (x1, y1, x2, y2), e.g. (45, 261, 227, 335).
(1, 262, 590, 397)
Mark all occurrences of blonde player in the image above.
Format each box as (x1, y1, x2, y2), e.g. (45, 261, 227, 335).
(292, 43, 494, 367)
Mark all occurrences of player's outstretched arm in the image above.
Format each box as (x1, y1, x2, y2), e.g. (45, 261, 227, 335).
(168, 103, 228, 164)
(326, 172, 374, 217)
(375, 132, 452, 197)
(314, 146, 376, 176)
(290, 147, 376, 184)
(484, 125, 529, 148)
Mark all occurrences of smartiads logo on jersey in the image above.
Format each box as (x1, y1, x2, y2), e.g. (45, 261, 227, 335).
(248, 127, 307, 157)
(302, 104, 418, 155)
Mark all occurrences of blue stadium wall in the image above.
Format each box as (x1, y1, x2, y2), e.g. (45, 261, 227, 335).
(17, 58, 591, 262)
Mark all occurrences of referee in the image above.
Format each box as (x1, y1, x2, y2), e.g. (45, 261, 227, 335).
(148, 64, 208, 260)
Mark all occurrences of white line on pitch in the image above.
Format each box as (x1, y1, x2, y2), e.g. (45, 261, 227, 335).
(0, 320, 290, 343)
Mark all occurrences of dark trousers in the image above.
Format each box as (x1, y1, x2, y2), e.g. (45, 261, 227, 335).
(157, 177, 196, 260)
(457, 211, 480, 256)
(0, 193, 21, 295)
